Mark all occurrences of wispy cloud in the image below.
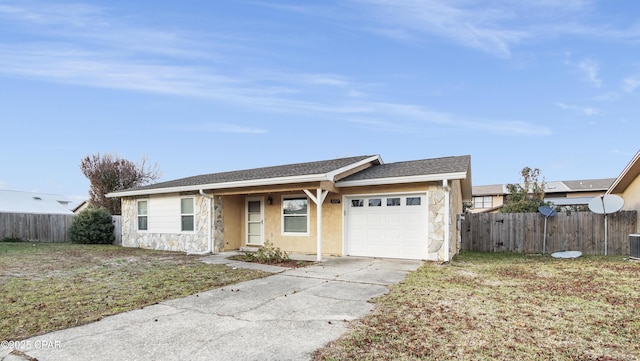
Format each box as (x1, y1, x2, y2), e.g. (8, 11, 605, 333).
(462, 120, 552, 136)
(593, 92, 619, 103)
(350, 0, 528, 57)
(578, 58, 602, 88)
(622, 75, 640, 93)
(176, 122, 268, 134)
(555, 102, 601, 116)
(0, 1, 551, 138)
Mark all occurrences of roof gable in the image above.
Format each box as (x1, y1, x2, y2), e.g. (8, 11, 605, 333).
(337, 155, 471, 182)
(608, 150, 640, 194)
(336, 155, 472, 201)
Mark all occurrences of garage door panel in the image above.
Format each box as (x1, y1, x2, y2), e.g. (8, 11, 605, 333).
(346, 193, 428, 260)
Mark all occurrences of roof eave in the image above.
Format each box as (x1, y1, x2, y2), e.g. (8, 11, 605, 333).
(107, 155, 383, 198)
(335, 171, 468, 188)
(106, 173, 332, 198)
(607, 150, 640, 194)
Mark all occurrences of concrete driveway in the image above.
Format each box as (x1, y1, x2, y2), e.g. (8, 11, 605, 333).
(1, 255, 422, 361)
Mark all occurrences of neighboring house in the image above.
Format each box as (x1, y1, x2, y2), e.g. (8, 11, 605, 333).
(0, 189, 74, 214)
(72, 200, 91, 214)
(107, 154, 472, 261)
(470, 178, 615, 213)
(469, 184, 505, 213)
(607, 150, 640, 232)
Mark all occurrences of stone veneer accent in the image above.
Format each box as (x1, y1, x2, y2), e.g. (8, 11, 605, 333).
(120, 193, 219, 253)
(213, 195, 224, 252)
(427, 187, 447, 260)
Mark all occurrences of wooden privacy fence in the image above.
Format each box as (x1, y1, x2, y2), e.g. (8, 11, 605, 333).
(461, 211, 637, 255)
(0, 213, 75, 242)
(0, 213, 122, 244)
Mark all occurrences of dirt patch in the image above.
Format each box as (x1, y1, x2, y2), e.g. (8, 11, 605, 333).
(227, 254, 315, 268)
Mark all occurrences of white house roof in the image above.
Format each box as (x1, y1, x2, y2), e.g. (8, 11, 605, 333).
(0, 189, 74, 214)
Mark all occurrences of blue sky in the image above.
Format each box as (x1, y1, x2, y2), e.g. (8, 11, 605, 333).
(1, 0, 639, 207)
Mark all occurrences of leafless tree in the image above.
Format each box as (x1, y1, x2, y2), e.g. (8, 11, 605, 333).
(80, 153, 160, 215)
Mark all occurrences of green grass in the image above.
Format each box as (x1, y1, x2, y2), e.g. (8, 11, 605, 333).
(314, 252, 640, 361)
(0, 242, 270, 340)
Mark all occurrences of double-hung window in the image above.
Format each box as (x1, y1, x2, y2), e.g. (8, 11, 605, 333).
(181, 198, 195, 232)
(137, 200, 148, 231)
(474, 196, 493, 209)
(282, 196, 308, 235)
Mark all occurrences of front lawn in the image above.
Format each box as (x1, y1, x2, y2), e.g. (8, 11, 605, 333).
(314, 252, 640, 361)
(0, 242, 269, 341)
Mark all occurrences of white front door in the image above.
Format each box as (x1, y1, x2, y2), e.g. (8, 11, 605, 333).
(246, 197, 264, 246)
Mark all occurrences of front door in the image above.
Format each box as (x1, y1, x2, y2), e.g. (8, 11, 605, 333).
(246, 197, 264, 246)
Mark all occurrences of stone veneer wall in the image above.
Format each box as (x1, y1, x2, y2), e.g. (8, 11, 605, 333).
(212, 195, 224, 253)
(120, 193, 217, 253)
(427, 186, 447, 261)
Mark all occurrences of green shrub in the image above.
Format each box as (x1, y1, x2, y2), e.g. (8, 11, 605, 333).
(69, 207, 115, 244)
(242, 240, 289, 264)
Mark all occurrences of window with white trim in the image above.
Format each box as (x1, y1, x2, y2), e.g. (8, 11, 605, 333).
(181, 197, 195, 231)
(474, 196, 493, 209)
(282, 196, 308, 234)
(137, 200, 148, 231)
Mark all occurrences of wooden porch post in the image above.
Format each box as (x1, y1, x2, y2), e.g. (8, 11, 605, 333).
(304, 188, 329, 262)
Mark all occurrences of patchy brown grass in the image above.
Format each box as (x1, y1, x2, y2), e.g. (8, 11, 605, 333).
(314, 252, 640, 361)
(0, 242, 270, 341)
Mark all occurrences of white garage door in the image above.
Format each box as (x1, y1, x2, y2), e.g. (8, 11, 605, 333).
(345, 193, 428, 260)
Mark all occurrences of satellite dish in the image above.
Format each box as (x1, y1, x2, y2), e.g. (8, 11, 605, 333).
(588, 194, 624, 256)
(538, 206, 557, 217)
(588, 195, 624, 214)
(551, 251, 582, 259)
(538, 205, 557, 254)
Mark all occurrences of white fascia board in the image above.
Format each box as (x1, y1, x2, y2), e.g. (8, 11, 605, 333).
(335, 171, 468, 188)
(106, 173, 330, 198)
(325, 155, 382, 181)
(607, 149, 640, 194)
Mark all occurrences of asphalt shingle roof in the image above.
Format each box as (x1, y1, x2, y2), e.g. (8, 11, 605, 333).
(562, 178, 615, 191)
(338, 155, 471, 181)
(126, 155, 376, 192)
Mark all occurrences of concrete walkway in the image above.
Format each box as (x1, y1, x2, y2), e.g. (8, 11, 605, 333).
(1, 255, 423, 361)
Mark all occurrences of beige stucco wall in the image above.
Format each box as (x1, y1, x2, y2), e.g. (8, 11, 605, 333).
(616, 175, 640, 232)
(222, 195, 243, 251)
(232, 192, 344, 255)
